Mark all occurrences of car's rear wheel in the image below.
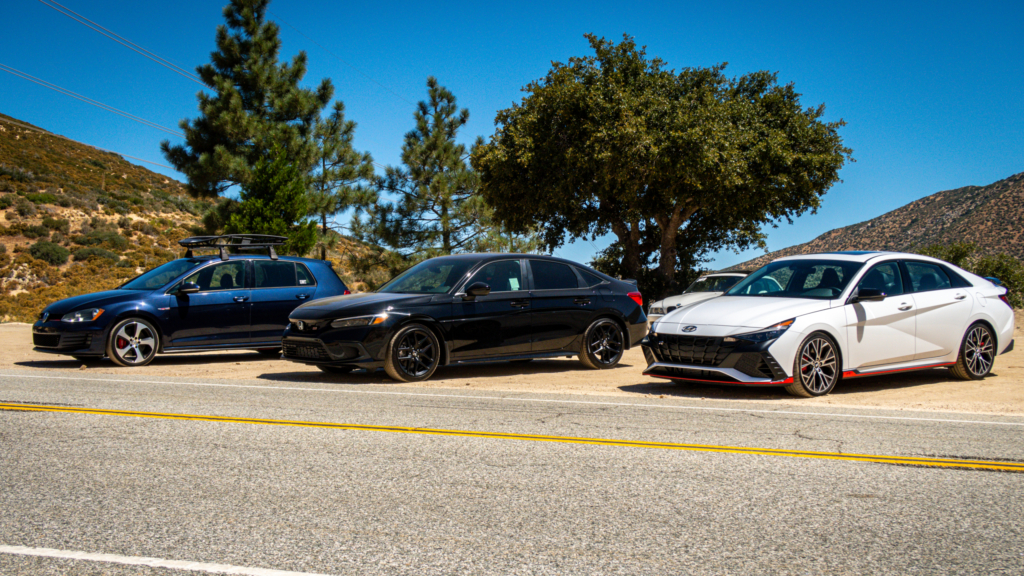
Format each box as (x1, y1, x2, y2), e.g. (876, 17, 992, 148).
(785, 332, 840, 397)
(384, 323, 440, 382)
(318, 365, 354, 375)
(949, 323, 996, 380)
(106, 318, 159, 367)
(579, 318, 624, 369)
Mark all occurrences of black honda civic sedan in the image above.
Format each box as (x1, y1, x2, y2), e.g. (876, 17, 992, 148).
(281, 254, 647, 381)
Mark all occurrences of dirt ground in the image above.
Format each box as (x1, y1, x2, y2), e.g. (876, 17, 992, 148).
(2, 322, 1022, 415)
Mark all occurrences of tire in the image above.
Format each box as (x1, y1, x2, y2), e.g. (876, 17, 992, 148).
(257, 348, 282, 357)
(785, 332, 840, 397)
(949, 323, 996, 380)
(578, 318, 625, 370)
(318, 365, 354, 375)
(384, 323, 441, 382)
(106, 318, 159, 367)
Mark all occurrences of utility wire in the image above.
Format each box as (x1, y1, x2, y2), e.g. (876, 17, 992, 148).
(0, 63, 185, 138)
(0, 116, 176, 170)
(267, 8, 415, 107)
(35, 0, 205, 87)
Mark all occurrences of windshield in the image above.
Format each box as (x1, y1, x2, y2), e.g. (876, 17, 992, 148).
(120, 259, 202, 291)
(726, 259, 864, 300)
(684, 275, 743, 293)
(377, 257, 476, 294)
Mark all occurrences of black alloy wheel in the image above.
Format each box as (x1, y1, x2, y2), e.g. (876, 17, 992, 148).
(579, 318, 624, 369)
(950, 323, 996, 380)
(106, 318, 159, 367)
(785, 332, 840, 397)
(384, 324, 441, 382)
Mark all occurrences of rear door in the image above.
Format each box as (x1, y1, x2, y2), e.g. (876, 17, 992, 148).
(904, 261, 973, 360)
(166, 260, 250, 347)
(250, 260, 317, 344)
(448, 259, 532, 358)
(527, 259, 596, 352)
(845, 261, 917, 368)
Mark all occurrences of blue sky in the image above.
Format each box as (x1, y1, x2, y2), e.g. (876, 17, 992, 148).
(2, 0, 1022, 269)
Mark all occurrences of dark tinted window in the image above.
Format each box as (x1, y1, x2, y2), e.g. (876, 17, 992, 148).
(857, 262, 903, 296)
(906, 262, 952, 292)
(296, 263, 316, 286)
(183, 261, 246, 291)
(578, 268, 606, 287)
(684, 275, 743, 293)
(378, 257, 475, 294)
(467, 260, 523, 292)
(256, 261, 297, 288)
(727, 260, 864, 300)
(122, 259, 201, 290)
(531, 260, 580, 290)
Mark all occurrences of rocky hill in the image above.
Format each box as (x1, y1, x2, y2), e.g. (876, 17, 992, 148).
(727, 171, 1024, 270)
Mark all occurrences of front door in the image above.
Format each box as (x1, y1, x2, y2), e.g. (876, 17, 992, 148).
(166, 260, 250, 347)
(527, 260, 595, 352)
(904, 261, 973, 360)
(250, 260, 317, 344)
(845, 261, 916, 369)
(448, 259, 532, 359)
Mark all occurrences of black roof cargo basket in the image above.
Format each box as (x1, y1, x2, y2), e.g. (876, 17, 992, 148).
(178, 234, 287, 261)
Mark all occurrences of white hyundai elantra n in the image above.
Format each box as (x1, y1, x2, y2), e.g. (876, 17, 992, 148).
(641, 251, 1015, 397)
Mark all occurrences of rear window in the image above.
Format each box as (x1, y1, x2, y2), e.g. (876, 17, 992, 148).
(531, 260, 581, 290)
(577, 268, 607, 287)
(296, 263, 316, 286)
(256, 261, 298, 288)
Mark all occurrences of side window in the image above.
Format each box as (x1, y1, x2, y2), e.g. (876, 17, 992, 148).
(906, 262, 952, 292)
(856, 262, 903, 296)
(466, 260, 523, 292)
(296, 263, 316, 286)
(256, 261, 297, 289)
(531, 260, 581, 290)
(577, 268, 606, 287)
(182, 261, 245, 292)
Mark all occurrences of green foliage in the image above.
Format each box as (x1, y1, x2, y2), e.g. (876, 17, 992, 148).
(0, 164, 34, 182)
(225, 149, 317, 255)
(73, 247, 120, 262)
(74, 229, 129, 250)
(0, 243, 6, 254)
(199, 198, 240, 234)
(29, 240, 69, 265)
(161, 0, 333, 198)
(22, 224, 50, 239)
(15, 197, 35, 217)
(26, 192, 58, 204)
(474, 34, 851, 299)
(0, 194, 13, 209)
(915, 243, 1023, 308)
(117, 216, 132, 229)
(42, 216, 70, 234)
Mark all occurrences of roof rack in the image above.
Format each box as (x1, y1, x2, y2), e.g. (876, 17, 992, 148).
(178, 234, 287, 261)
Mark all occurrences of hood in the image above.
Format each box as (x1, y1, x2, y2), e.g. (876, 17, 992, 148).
(289, 291, 435, 319)
(43, 289, 143, 316)
(657, 292, 722, 309)
(656, 296, 833, 330)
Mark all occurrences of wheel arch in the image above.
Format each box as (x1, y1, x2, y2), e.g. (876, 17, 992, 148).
(592, 311, 632, 350)
(396, 314, 449, 366)
(108, 310, 166, 352)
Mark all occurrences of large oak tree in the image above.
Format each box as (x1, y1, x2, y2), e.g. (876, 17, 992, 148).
(473, 34, 852, 297)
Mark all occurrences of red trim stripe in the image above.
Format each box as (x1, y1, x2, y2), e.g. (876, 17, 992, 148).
(843, 362, 955, 379)
(643, 372, 793, 386)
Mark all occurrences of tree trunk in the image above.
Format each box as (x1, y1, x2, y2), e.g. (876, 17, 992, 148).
(320, 213, 328, 260)
(653, 205, 698, 296)
(611, 220, 642, 280)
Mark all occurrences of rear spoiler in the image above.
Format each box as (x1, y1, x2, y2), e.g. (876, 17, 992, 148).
(620, 278, 638, 286)
(984, 276, 1004, 286)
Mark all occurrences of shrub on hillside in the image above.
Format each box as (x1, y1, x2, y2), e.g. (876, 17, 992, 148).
(131, 220, 156, 235)
(29, 240, 69, 265)
(22, 224, 50, 239)
(0, 195, 13, 209)
(15, 198, 35, 217)
(42, 216, 70, 234)
(73, 247, 119, 262)
(26, 192, 58, 205)
(0, 243, 6, 254)
(73, 229, 128, 250)
(118, 216, 132, 229)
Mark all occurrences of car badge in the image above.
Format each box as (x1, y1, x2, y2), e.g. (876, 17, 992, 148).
(683, 325, 698, 333)
(297, 321, 305, 331)
(41, 312, 49, 322)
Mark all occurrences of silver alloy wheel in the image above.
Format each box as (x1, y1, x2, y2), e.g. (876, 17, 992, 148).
(964, 325, 994, 377)
(799, 336, 838, 394)
(395, 329, 436, 378)
(113, 321, 156, 364)
(587, 322, 624, 365)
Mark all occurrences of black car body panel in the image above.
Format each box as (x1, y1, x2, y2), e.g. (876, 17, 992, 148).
(281, 254, 647, 370)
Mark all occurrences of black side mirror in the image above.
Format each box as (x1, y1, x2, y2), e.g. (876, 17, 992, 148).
(463, 282, 491, 301)
(177, 282, 200, 295)
(851, 287, 886, 303)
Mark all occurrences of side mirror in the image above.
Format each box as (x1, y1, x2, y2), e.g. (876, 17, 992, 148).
(177, 282, 200, 295)
(463, 282, 491, 301)
(851, 287, 886, 303)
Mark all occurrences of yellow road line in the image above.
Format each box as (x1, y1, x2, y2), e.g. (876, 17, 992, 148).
(3, 402, 1022, 472)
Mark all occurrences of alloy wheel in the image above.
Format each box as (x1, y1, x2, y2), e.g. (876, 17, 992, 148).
(587, 322, 623, 365)
(113, 321, 156, 364)
(395, 329, 437, 378)
(799, 336, 837, 394)
(965, 326, 994, 377)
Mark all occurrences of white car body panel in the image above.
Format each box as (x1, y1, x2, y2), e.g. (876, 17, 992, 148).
(910, 286, 975, 360)
(845, 296, 918, 368)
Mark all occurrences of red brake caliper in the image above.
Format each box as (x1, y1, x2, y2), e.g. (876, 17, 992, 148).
(117, 337, 128, 349)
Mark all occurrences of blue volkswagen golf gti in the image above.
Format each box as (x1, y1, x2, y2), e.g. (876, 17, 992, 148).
(32, 235, 349, 366)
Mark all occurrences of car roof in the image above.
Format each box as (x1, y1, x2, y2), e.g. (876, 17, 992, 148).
(701, 272, 748, 277)
(186, 254, 326, 264)
(774, 251, 950, 265)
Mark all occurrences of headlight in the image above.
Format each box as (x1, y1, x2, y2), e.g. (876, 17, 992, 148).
(61, 308, 104, 323)
(330, 313, 388, 329)
(649, 306, 665, 315)
(725, 319, 794, 343)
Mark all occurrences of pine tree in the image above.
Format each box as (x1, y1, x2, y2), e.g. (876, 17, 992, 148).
(225, 147, 317, 255)
(308, 101, 375, 260)
(161, 0, 333, 198)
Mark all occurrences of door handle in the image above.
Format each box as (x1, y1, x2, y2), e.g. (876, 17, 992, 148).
(510, 301, 530, 308)
(296, 294, 310, 300)
(574, 298, 591, 305)
(954, 294, 966, 300)
(898, 304, 912, 311)
(234, 296, 249, 302)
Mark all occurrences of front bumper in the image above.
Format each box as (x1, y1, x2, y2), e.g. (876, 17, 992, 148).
(32, 320, 108, 356)
(640, 333, 792, 386)
(280, 321, 393, 368)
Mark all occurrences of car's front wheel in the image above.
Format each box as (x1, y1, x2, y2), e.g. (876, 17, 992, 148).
(579, 318, 624, 369)
(384, 323, 441, 382)
(949, 323, 996, 380)
(785, 332, 840, 397)
(106, 318, 159, 367)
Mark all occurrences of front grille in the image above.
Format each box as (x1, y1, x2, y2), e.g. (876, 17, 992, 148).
(33, 333, 60, 347)
(283, 341, 331, 361)
(650, 334, 738, 366)
(60, 333, 91, 350)
(734, 353, 775, 379)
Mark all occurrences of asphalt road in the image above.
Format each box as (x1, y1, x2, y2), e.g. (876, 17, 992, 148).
(2, 368, 1023, 575)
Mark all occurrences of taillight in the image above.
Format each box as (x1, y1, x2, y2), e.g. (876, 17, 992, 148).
(999, 294, 1011, 307)
(627, 291, 643, 307)
(343, 290, 351, 295)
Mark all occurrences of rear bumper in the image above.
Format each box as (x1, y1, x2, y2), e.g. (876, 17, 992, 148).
(1002, 339, 1014, 355)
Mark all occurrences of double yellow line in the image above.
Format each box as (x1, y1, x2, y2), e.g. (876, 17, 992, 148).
(3, 401, 1022, 472)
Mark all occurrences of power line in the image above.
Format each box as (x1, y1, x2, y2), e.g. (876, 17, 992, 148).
(35, 0, 205, 87)
(0, 116, 176, 170)
(267, 8, 415, 107)
(0, 63, 185, 138)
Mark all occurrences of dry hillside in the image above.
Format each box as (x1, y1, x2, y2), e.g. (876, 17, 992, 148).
(728, 171, 1024, 270)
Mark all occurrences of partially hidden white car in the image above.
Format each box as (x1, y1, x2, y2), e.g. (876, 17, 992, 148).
(646, 272, 749, 327)
(642, 251, 1015, 397)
